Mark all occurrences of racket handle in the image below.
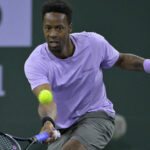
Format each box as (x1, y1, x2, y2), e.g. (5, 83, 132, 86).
(35, 130, 61, 142)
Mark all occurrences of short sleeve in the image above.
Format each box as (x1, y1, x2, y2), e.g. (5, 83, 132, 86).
(24, 57, 50, 90)
(87, 32, 119, 69)
(100, 39, 119, 69)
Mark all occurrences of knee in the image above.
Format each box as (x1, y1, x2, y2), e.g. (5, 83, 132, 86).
(61, 139, 87, 150)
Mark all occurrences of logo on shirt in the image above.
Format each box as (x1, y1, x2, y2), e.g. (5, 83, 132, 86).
(82, 68, 93, 73)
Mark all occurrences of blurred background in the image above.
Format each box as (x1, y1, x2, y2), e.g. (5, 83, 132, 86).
(0, 0, 150, 149)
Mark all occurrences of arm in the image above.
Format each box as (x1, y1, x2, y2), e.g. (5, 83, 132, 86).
(33, 83, 57, 142)
(33, 83, 57, 121)
(115, 53, 145, 71)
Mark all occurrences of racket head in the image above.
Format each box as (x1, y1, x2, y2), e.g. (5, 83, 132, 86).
(0, 132, 21, 150)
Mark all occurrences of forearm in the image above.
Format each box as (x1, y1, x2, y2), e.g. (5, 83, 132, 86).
(32, 84, 57, 121)
(115, 53, 145, 71)
(38, 101, 58, 142)
(38, 101, 57, 121)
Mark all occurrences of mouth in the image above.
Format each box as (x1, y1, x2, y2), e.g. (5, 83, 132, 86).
(48, 41, 59, 48)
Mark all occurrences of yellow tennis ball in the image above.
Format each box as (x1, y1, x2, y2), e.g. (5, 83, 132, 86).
(38, 90, 53, 104)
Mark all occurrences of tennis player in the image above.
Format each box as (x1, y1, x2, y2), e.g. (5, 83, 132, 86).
(24, 0, 150, 149)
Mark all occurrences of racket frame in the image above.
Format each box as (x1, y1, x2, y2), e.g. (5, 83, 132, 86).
(0, 132, 36, 150)
(0, 132, 22, 150)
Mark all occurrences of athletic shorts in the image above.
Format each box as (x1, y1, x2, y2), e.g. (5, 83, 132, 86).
(47, 111, 115, 150)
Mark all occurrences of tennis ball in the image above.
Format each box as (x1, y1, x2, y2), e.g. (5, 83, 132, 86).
(38, 90, 53, 104)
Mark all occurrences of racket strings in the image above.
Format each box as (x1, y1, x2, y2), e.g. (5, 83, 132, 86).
(0, 134, 20, 150)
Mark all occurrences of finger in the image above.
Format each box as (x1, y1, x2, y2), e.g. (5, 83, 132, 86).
(45, 137, 54, 143)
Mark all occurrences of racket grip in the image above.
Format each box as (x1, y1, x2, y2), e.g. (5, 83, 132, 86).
(35, 130, 61, 142)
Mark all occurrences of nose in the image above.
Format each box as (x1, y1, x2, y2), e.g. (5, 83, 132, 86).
(49, 28, 57, 38)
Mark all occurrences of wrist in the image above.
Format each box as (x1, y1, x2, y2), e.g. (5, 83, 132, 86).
(42, 116, 55, 127)
(143, 59, 150, 73)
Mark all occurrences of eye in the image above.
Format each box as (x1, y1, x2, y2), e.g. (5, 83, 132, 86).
(44, 26, 51, 31)
(56, 25, 64, 31)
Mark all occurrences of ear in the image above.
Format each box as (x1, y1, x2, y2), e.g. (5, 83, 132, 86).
(68, 23, 72, 33)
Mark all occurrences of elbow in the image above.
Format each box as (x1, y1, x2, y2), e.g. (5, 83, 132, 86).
(115, 53, 125, 67)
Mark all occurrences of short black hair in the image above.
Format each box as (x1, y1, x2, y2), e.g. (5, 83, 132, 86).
(42, 0, 72, 24)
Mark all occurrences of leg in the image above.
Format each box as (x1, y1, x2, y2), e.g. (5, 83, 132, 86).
(48, 111, 114, 150)
(61, 139, 87, 150)
(112, 113, 127, 140)
(69, 111, 115, 150)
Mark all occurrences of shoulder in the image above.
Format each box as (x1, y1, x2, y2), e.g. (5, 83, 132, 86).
(71, 31, 107, 49)
(71, 31, 105, 42)
(25, 43, 46, 63)
(24, 43, 47, 71)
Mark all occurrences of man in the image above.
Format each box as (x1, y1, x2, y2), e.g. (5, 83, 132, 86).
(24, 0, 150, 149)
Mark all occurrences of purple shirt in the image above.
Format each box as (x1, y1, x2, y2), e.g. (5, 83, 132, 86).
(24, 32, 119, 129)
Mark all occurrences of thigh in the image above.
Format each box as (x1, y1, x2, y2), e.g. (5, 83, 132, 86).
(61, 139, 87, 150)
(70, 111, 115, 150)
(48, 111, 115, 150)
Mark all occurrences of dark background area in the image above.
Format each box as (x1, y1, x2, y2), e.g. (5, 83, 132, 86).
(0, 0, 150, 149)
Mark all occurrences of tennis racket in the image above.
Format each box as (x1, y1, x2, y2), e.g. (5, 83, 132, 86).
(0, 130, 61, 150)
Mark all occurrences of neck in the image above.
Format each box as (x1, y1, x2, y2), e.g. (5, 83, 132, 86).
(51, 38, 75, 59)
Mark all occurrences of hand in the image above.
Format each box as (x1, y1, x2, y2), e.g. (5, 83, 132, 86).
(40, 121, 56, 142)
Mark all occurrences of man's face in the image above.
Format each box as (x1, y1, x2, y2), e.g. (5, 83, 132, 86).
(43, 12, 72, 53)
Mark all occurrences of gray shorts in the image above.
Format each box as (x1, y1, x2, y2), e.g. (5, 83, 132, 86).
(47, 111, 115, 150)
